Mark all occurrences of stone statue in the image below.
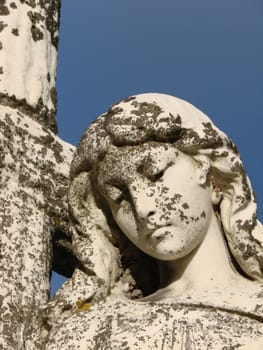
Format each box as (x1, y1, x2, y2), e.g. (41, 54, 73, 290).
(44, 94, 263, 349)
(0, 1, 75, 348)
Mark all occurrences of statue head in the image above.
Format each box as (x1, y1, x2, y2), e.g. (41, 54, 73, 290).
(69, 93, 263, 296)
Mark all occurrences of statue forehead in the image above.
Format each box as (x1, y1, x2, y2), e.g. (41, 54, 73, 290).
(103, 142, 177, 163)
(98, 142, 179, 181)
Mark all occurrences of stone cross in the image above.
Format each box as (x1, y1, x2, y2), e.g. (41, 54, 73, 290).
(0, 1, 75, 348)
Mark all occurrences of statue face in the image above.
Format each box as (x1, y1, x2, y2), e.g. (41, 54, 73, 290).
(98, 143, 213, 260)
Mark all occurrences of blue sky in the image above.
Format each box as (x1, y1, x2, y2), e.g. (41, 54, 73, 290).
(51, 0, 263, 294)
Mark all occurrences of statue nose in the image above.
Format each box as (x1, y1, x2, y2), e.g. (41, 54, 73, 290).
(129, 185, 157, 220)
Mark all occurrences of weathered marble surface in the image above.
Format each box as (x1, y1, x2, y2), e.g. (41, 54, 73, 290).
(0, 0, 60, 132)
(44, 93, 263, 349)
(0, 105, 74, 349)
(0, 1, 77, 348)
(46, 294, 263, 350)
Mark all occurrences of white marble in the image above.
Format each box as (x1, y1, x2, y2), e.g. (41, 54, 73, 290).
(0, 0, 59, 116)
(44, 93, 263, 349)
(0, 2, 72, 348)
(0, 105, 74, 349)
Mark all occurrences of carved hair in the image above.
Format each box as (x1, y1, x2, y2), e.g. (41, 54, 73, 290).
(69, 93, 263, 296)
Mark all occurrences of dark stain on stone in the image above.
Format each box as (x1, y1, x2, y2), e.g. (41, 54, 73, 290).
(0, 21, 8, 32)
(27, 9, 47, 42)
(0, 67, 3, 74)
(20, 0, 36, 7)
(28, 5, 60, 44)
(50, 87, 57, 108)
(0, 42, 2, 50)
(221, 151, 229, 157)
(40, 0, 61, 49)
(11, 28, 19, 36)
(175, 114, 182, 125)
(27, 10, 44, 23)
(0, 3, 9, 15)
(0, 93, 57, 133)
(10, 2, 17, 9)
(200, 211, 206, 218)
(131, 101, 163, 119)
(236, 214, 256, 234)
(122, 96, 136, 103)
(31, 24, 44, 41)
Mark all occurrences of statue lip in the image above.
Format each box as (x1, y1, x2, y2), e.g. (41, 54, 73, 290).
(147, 224, 172, 240)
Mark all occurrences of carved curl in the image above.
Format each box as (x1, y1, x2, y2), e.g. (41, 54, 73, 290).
(69, 93, 263, 297)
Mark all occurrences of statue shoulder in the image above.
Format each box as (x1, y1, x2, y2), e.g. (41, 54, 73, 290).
(45, 295, 263, 350)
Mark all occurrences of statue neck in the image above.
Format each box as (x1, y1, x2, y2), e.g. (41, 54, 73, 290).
(149, 211, 247, 300)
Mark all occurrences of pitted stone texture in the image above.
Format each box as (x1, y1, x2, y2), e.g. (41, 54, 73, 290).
(0, 0, 60, 132)
(0, 105, 74, 349)
(70, 93, 263, 296)
(59, 93, 263, 350)
(45, 292, 263, 350)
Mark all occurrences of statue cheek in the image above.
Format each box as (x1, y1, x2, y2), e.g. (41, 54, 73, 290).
(156, 193, 183, 211)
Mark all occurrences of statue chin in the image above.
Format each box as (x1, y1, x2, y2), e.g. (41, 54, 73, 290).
(44, 93, 263, 349)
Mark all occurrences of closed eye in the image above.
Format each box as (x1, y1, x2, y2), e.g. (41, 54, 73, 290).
(137, 164, 165, 182)
(105, 184, 129, 204)
(151, 170, 164, 181)
(148, 162, 174, 182)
